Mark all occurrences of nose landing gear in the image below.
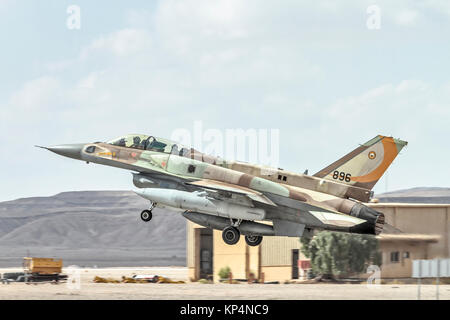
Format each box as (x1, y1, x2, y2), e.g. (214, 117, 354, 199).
(140, 202, 156, 222)
(140, 210, 152, 222)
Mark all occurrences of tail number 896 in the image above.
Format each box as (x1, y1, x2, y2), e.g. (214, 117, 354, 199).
(332, 171, 351, 182)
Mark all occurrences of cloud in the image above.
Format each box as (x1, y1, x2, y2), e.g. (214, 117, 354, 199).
(80, 28, 151, 59)
(395, 10, 419, 26)
(324, 79, 449, 136)
(422, 0, 450, 17)
(76, 71, 103, 89)
(5, 76, 61, 121)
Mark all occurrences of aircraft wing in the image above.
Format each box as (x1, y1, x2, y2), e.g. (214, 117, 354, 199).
(186, 179, 366, 229)
(185, 179, 277, 206)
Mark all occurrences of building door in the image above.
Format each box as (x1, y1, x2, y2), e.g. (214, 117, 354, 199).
(199, 228, 213, 280)
(292, 249, 299, 279)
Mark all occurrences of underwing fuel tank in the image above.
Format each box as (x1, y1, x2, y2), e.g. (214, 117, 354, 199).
(182, 211, 275, 236)
(134, 188, 266, 221)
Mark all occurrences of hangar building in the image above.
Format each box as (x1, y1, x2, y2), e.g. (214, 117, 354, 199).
(186, 203, 449, 282)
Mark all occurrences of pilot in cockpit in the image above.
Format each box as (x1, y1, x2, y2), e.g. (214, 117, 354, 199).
(131, 136, 142, 149)
(171, 144, 179, 155)
(117, 138, 126, 147)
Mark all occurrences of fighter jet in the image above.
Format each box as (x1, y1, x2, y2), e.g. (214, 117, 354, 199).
(38, 134, 407, 246)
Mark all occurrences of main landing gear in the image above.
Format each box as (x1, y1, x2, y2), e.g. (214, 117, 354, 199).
(222, 226, 240, 245)
(244, 235, 263, 246)
(140, 202, 156, 222)
(221, 220, 263, 246)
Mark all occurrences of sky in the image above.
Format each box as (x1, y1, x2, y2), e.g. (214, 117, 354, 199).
(0, 0, 449, 202)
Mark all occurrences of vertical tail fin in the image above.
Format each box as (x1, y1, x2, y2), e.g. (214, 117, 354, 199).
(313, 135, 407, 190)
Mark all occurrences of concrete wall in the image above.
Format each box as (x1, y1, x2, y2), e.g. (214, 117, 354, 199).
(379, 241, 429, 278)
(248, 244, 260, 279)
(186, 221, 195, 269)
(213, 229, 249, 281)
(261, 266, 292, 282)
(187, 222, 205, 281)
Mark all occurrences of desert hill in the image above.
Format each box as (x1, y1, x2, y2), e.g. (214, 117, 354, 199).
(0, 191, 186, 267)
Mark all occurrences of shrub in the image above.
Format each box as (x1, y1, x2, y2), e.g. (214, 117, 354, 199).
(300, 231, 381, 278)
(218, 266, 231, 279)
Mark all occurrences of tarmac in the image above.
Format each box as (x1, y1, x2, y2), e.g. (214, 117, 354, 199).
(1, 267, 449, 300)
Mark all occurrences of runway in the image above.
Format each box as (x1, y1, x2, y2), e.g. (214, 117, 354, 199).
(1, 267, 449, 300)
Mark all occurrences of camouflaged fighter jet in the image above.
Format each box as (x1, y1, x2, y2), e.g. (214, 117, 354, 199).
(38, 134, 407, 246)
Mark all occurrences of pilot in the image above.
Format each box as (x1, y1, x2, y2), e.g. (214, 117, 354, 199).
(131, 136, 141, 149)
(117, 138, 126, 147)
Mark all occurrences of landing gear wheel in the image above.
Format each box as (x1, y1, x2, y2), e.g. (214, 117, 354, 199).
(222, 226, 240, 245)
(245, 235, 263, 246)
(140, 210, 152, 222)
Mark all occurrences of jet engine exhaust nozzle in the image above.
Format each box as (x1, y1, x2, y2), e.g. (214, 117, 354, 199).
(349, 203, 385, 235)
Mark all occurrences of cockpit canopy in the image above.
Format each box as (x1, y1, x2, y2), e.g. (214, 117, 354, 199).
(107, 134, 190, 155)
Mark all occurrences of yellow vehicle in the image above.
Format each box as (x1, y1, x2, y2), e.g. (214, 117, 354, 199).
(23, 257, 63, 274)
(22, 257, 67, 282)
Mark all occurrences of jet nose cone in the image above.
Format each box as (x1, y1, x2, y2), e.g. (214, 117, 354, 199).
(46, 143, 85, 160)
